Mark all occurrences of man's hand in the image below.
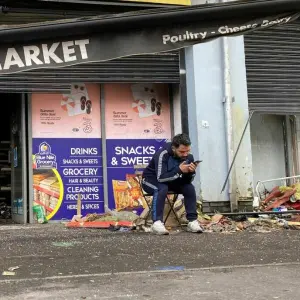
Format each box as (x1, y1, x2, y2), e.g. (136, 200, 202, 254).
(179, 161, 190, 174)
(188, 162, 198, 173)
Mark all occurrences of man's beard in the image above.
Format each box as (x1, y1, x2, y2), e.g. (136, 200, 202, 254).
(179, 156, 188, 161)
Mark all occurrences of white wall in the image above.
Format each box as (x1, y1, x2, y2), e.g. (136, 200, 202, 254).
(185, 2, 254, 202)
(250, 114, 286, 192)
(171, 84, 182, 135)
(229, 36, 253, 200)
(185, 39, 229, 201)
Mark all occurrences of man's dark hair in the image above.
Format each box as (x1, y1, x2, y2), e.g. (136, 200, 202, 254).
(171, 133, 191, 148)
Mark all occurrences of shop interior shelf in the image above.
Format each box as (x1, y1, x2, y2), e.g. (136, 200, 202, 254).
(34, 200, 53, 213)
(33, 184, 60, 198)
(0, 186, 11, 191)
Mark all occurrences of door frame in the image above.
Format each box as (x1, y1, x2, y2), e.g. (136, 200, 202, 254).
(11, 93, 28, 224)
(27, 94, 34, 224)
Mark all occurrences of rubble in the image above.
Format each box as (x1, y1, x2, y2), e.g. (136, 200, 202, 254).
(66, 208, 139, 229)
(65, 195, 300, 233)
(84, 213, 118, 222)
(260, 183, 300, 211)
(199, 214, 300, 233)
(0, 202, 11, 219)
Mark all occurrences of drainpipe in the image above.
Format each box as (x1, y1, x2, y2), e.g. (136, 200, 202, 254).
(221, 0, 237, 211)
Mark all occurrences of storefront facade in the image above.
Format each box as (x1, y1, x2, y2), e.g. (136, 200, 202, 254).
(29, 80, 178, 222)
(1, 0, 300, 223)
(0, 0, 184, 223)
(3, 46, 182, 223)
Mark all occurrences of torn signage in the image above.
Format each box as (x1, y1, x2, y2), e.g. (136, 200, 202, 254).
(0, 13, 298, 75)
(119, 0, 191, 5)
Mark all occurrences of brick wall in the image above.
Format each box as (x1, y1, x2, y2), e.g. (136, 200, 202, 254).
(202, 201, 253, 213)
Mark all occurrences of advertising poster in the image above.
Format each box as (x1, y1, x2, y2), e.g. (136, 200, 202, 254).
(105, 83, 171, 215)
(32, 83, 103, 220)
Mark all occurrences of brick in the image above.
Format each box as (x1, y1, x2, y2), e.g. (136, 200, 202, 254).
(209, 202, 230, 207)
(202, 207, 213, 213)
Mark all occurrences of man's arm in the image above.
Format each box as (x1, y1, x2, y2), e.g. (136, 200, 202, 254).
(155, 150, 182, 183)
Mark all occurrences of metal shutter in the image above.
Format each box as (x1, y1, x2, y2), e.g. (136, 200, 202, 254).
(0, 53, 180, 93)
(244, 21, 300, 114)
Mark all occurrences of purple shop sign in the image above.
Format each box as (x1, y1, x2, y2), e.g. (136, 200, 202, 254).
(32, 138, 104, 220)
(106, 138, 168, 210)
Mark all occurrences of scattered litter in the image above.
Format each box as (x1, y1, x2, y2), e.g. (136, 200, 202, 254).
(65, 191, 300, 233)
(108, 225, 132, 232)
(2, 271, 15, 276)
(260, 183, 300, 211)
(105, 205, 139, 222)
(33, 205, 48, 224)
(66, 206, 138, 229)
(85, 213, 118, 223)
(258, 214, 271, 219)
(138, 225, 152, 233)
(119, 227, 131, 232)
(52, 241, 82, 247)
(230, 215, 247, 222)
(8, 266, 19, 271)
(199, 213, 300, 233)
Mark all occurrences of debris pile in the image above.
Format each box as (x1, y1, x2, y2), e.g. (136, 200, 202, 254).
(65, 201, 300, 233)
(66, 207, 140, 229)
(260, 183, 300, 211)
(65, 183, 300, 233)
(199, 214, 299, 233)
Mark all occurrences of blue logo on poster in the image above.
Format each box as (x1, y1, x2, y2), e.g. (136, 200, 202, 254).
(35, 142, 57, 169)
(155, 138, 169, 143)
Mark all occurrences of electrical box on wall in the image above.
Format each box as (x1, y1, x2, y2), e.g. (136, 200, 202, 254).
(201, 120, 210, 128)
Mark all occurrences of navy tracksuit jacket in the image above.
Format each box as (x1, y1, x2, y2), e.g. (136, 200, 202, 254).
(142, 142, 197, 222)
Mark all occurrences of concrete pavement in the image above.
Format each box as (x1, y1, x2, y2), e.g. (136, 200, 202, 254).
(0, 224, 299, 299)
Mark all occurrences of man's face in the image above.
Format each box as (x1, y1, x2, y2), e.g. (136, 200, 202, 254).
(172, 144, 191, 160)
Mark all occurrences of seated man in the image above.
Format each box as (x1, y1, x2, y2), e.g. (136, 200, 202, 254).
(142, 133, 203, 235)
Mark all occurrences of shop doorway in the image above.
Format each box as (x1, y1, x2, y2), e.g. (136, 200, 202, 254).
(0, 94, 28, 224)
(250, 114, 287, 192)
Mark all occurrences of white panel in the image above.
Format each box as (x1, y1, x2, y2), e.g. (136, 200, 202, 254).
(171, 84, 182, 135)
(251, 114, 286, 192)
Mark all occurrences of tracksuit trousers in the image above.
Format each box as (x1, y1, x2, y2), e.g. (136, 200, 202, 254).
(142, 178, 198, 222)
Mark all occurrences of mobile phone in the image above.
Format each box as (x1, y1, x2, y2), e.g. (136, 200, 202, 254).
(193, 160, 202, 165)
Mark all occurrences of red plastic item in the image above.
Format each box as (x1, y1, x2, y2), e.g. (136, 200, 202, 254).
(66, 220, 134, 228)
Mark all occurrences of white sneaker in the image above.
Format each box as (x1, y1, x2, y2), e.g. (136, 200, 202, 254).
(187, 220, 203, 233)
(151, 221, 169, 235)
